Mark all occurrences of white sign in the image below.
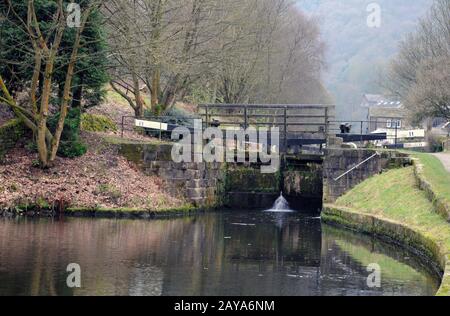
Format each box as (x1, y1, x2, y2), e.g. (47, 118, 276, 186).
(372, 129, 425, 139)
(397, 129, 425, 138)
(135, 119, 168, 131)
(403, 142, 428, 148)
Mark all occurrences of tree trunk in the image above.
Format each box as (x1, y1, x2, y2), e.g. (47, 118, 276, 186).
(49, 25, 85, 162)
(132, 73, 144, 117)
(151, 68, 160, 108)
(37, 57, 56, 168)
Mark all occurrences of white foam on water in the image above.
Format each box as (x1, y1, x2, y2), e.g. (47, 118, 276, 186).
(265, 193, 294, 213)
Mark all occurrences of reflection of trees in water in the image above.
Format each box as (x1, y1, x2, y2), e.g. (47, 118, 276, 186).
(0, 216, 439, 296)
(222, 214, 321, 266)
(0, 216, 219, 295)
(160, 213, 324, 296)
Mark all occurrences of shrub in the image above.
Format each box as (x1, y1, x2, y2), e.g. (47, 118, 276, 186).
(48, 108, 87, 158)
(81, 113, 117, 132)
(428, 133, 447, 153)
(57, 140, 87, 158)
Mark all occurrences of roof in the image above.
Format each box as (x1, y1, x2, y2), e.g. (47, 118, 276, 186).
(369, 106, 407, 118)
(362, 94, 403, 108)
(364, 94, 385, 103)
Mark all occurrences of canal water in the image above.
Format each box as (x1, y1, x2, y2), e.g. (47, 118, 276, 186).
(0, 211, 440, 296)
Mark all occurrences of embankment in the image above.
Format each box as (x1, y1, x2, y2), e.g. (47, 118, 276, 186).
(323, 162, 450, 296)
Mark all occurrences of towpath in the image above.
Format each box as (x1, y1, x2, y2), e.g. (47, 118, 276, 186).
(433, 152, 450, 173)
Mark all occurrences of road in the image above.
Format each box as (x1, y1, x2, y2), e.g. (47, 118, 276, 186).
(433, 152, 450, 173)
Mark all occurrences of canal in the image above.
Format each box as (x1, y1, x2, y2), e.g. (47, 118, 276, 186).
(0, 210, 440, 296)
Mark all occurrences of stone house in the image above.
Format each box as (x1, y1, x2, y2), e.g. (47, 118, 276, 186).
(360, 94, 407, 132)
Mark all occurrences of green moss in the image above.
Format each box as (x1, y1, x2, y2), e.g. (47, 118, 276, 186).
(66, 203, 197, 214)
(36, 197, 50, 209)
(81, 113, 117, 132)
(95, 184, 122, 200)
(8, 183, 18, 192)
(225, 167, 280, 193)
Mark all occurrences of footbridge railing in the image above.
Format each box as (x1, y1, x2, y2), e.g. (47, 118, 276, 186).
(198, 104, 336, 151)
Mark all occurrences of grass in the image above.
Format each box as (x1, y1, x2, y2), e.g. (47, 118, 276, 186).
(336, 167, 450, 251)
(106, 89, 129, 106)
(330, 162, 450, 295)
(409, 152, 450, 207)
(106, 89, 151, 109)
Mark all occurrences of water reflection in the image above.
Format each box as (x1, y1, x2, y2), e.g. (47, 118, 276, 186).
(0, 212, 440, 296)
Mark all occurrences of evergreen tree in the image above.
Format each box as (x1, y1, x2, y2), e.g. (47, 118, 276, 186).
(0, 0, 109, 108)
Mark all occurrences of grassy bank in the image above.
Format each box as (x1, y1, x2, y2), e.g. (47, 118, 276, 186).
(410, 152, 450, 218)
(324, 165, 450, 296)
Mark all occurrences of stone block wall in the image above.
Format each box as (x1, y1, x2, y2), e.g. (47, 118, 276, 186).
(119, 143, 225, 208)
(117, 142, 328, 210)
(224, 166, 280, 209)
(323, 149, 411, 203)
(146, 161, 225, 207)
(283, 166, 323, 199)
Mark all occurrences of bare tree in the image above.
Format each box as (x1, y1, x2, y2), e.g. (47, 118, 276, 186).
(102, 0, 329, 119)
(388, 0, 450, 122)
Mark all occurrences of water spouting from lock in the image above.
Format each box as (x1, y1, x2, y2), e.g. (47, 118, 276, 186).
(265, 192, 294, 213)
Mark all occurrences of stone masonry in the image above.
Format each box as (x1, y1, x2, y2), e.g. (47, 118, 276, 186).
(323, 147, 411, 203)
(119, 143, 225, 207)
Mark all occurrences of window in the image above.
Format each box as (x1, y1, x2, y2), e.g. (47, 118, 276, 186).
(387, 119, 401, 129)
(386, 120, 392, 128)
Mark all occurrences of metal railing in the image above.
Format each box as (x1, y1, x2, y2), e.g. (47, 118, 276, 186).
(328, 120, 423, 149)
(198, 104, 336, 151)
(119, 114, 424, 151)
(333, 152, 381, 181)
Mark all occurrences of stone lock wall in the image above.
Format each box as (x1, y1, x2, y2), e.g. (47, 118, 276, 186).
(323, 148, 411, 203)
(119, 143, 225, 208)
(118, 142, 329, 210)
(225, 166, 280, 209)
(283, 165, 323, 199)
(147, 161, 225, 207)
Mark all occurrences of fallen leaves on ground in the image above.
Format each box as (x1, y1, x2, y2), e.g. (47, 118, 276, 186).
(0, 133, 185, 210)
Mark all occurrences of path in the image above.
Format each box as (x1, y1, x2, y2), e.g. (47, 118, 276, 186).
(433, 152, 450, 173)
